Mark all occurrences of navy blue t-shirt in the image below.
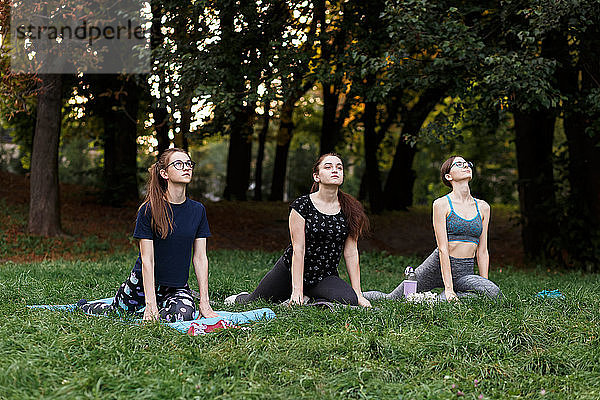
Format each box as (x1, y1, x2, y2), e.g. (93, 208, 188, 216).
(132, 198, 211, 287)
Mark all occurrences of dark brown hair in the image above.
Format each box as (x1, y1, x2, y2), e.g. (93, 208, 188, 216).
(440, 155, 460, 188)
(139, 148, 190, 239)
(310, 153, 370, 239)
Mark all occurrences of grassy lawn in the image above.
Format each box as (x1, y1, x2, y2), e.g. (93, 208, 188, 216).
(1, 250, 599, 399)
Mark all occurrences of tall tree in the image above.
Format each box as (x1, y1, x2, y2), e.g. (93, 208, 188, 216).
(150, 0, 171, 155)
(254, 105, 270, 200)
(314, 0, 353, 155)
(88, 74, 140, 205)
(269, 97, 295, 201)
(384, 87, 447, 210)
(161, 0, 290, 200)
(28, 74, 63, 235)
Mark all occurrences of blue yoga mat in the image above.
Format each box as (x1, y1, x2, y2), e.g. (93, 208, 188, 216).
(27, 298, 276, 334)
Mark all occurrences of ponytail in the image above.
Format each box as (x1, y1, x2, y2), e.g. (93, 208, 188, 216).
(311, 153, 370, 239)
(139, 148, 188, 239)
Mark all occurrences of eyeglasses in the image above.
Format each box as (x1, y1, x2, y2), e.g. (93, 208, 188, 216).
(451, 160, 473, 169)
(166, 160, 196, 170)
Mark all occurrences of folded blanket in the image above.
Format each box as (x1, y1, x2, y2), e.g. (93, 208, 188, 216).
(28, 298, 276, 335)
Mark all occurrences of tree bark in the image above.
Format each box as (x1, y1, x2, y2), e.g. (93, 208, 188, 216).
(153, 107, 171, 155)
(223, 108, 255, 200)
(98, 75, 140, 205)
(254, 110, 269, 201)
(269, 99, 295, 201)
(384, 139, 417, 211)
(384, 88, 446, 210)
(565, 115, 600, 219)
(320, 84, 341, 155)
(363, 101, 384, 213)
(176, 98, 191, 152)
(28, 74, 63, 236)
(562, 32, 600, 229)
(513, 110, 557, 260)
(150, 0, 170, 154)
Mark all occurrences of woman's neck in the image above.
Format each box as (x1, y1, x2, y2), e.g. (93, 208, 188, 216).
(314, 184, 339, 204)
(166, 183, 187, 204)
(450, 182, 472, 202)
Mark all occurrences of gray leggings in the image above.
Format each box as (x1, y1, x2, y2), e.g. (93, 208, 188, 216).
(363, 249, 501, 300)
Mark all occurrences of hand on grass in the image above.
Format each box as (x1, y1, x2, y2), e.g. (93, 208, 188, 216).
(444, 289, 458, 302)
(357, 295, 371, 308)
(289, 290, 305, 305)
(143, 305, 159, 321)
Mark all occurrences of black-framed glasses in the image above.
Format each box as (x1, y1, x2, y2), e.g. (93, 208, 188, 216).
(166, 160, 196, 170)
(451, 160, 473, 169)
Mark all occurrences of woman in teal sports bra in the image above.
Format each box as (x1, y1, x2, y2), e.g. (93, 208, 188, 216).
(363, 155, 501, 302)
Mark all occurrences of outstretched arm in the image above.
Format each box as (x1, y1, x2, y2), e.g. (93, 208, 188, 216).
(343, 236, 371, 307)
(192, 238, 219, 318)
(289, 209, 306, 305)
(433, 199, 457, 301)
(140, 239, 159, 321)
(476, 201, 491, 279)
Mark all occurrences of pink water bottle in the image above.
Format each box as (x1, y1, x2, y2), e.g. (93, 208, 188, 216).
(403, 266, 417, 297)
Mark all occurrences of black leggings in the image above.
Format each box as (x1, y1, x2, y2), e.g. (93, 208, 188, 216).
(79, 269, 196, 322)
(236, 256, 358, 305)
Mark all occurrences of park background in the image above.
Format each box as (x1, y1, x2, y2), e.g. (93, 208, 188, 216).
(1, 1, 600, 399)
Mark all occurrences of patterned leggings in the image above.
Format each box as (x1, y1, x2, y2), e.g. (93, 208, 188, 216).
(79, 269, 196, 322)
(363, 249, 502, 301)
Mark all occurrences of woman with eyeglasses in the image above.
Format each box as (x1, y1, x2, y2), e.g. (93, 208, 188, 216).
(79, 148, 220, 321)
(225, 153, 372, 307)
(364, 155, 501, 302)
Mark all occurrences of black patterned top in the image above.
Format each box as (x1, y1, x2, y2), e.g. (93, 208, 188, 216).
(281, 194, 349, 287)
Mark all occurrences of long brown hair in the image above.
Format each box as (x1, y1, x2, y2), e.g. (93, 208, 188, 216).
(310, 153, 369, 239)
(139, 148, 189, 239)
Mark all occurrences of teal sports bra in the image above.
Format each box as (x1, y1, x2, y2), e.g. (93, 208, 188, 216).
(445, 195, 483, 244)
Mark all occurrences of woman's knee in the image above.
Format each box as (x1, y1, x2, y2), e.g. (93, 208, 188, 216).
(482, 282, 502, 299)
(311, 276, 358, 305)
(161, 299, 196, 322)
(458, 275, 502, 299)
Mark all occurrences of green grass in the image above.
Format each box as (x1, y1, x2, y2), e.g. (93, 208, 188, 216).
(1, 250, 600, 399)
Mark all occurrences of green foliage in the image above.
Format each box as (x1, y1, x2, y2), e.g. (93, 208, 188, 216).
(413, 101, 518, 205)
(0, 110, 35, 171)
(187, 138, 228, 201)
(1, 251, 600, 399)
(58, 136, 103, 187)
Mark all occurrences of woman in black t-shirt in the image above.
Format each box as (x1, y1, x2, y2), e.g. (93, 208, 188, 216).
(226, 153, 372, 307)
(79, 148, 219, 321)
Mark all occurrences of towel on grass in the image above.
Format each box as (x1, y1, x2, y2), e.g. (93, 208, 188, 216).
(28, 298, 276, 336)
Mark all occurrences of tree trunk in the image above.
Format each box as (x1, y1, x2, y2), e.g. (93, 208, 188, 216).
(254, 110, 269, 201)
(562, 32, 600, 229)
(562, 51, 600, 270)
(363, 101, 384, 213)
(384, 140, 417, 211)
(153, 107, 170, 155)
(223, 108, 254, 200)
(320, 84, 340, 155)
(176, 99, 191, 152)
(269, 99, 295, 201)
(513, 110, 557, 260)
(151, 0, 170, 155)
(384, 88, 446, 210)
(99, 75, 140, 205)
(28, 74, 63, 236)
(565, 114, 600, 209)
